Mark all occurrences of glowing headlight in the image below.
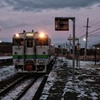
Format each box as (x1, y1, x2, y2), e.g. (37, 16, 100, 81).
(39, 33, 45, 38)
(15, 33, 20, 37)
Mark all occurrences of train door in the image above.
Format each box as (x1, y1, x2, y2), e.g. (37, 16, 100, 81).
(24, 39, 34, 71)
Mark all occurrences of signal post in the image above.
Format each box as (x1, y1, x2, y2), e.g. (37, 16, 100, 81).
(55, 17, 76, 83)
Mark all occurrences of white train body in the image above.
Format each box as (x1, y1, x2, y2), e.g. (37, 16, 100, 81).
(12, 30, 54, 73)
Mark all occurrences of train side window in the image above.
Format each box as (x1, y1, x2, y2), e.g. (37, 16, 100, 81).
(13, 39, 19, 46)
(36, 38, 48, 46)
(21, 41, 24, 46)
(36, 39, 40, 45)
(42, 39, 48, 45)
(13, 39, 24, 46)
(20, 39, 24, 46)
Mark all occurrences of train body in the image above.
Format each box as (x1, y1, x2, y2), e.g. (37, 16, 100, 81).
(12, 30, 55, 73)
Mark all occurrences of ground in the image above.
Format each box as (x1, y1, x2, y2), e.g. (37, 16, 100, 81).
(40, 57, 100, 100)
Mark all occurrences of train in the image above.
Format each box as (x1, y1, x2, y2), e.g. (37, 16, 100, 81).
(12, 30, 55, 73)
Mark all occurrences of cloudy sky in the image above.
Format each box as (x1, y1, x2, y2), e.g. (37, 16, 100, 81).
(0, 0, 100, 47)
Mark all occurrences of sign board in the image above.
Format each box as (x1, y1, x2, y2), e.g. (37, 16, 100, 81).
(55, 17, 69, 31)
(26, 33, 34, 38)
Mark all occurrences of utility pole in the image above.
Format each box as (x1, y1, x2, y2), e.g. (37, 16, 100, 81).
(0, 29, 2, 43)
(84, 18, 90, 61)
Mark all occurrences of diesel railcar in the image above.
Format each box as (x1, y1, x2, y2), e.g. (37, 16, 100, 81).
(12, 30, 55, 73)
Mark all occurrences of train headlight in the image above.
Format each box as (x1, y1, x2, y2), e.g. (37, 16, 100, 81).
(38, 60, 45, 64)
(39, 33, 45, 38)
(15, 33, 20, 37)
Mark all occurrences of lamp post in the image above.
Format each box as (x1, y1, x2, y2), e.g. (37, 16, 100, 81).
(94, 47, 97, 65)
(68, 36, 80, 67)
(83, 37, 86, 61)
(76, 41, 80, 68)
(0, 29, 1, 43)
(84, 18, 90, 61)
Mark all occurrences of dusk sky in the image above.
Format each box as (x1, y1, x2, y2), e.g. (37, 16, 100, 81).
(0, 0, 100, 47)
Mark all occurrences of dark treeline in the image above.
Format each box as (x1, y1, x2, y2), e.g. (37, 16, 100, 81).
(0, 42, 12, 56)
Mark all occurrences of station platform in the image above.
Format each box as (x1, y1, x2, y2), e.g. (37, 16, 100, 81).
(40, 57, 100, 100)
(0, 56, 12, 59)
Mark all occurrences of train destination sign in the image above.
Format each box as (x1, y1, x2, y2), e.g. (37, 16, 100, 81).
(26, 33, 34, 38)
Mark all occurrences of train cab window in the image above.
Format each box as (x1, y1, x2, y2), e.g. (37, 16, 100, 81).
(27, 40, 33, 47)
(36, 38, 48, 46)
(13, 39, 24, 46)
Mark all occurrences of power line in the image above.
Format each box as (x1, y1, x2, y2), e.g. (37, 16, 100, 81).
(90, 20, 100, 27)
(89, 27, 100, 34)
(88, 31, 100, 37)
(78, 16, 100, 39)
(79, 27, 100, 39)
(89, 16, 100, 24)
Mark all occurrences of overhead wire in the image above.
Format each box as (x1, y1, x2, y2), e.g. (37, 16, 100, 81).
(89, 16, 100, 26)
(88, 31, 100, 37)
(90, 20, 100, 27)
(78, 25, 100, 39)
(78, 27, 100, 37)
(78, 16, 100, 39)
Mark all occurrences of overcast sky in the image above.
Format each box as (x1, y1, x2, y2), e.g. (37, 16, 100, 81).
(0, 0, 100, 47)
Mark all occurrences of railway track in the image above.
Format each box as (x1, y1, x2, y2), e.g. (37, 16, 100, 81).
(0, 75, 27, 96)
(0, 74, 48, 100)
(0, 58, 56, 99)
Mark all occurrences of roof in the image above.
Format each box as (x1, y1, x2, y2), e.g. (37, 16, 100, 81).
(92, 43, 100, 47)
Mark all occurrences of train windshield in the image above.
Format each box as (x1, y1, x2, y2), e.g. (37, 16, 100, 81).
(26, 39, 33, 47)
(13, 38, 24, 46)
(36, 38, 48, 46)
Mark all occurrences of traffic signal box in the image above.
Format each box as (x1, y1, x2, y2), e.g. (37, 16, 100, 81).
(55, 17, 69, 31)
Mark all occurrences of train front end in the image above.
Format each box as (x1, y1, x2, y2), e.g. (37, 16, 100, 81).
(12, 31, 54, 73)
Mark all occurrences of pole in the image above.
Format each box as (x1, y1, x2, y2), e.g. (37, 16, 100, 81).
(84, 18, 90, 61)
(67, 17, 75, 82)
(61, 45, 63, 56)
(95, 47, 97, 65)
(76, 39, 79, 67)
(77, 40, 80, 68)
(79, 49, 80, 68)
(72, 18, 75, 82)
(55, 17, 76, 82)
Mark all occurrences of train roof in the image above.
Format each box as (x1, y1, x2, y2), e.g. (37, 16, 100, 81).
(13, 31, 51, 40)
(13, 32, 34, 38)
(34, 32, 50, 39)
